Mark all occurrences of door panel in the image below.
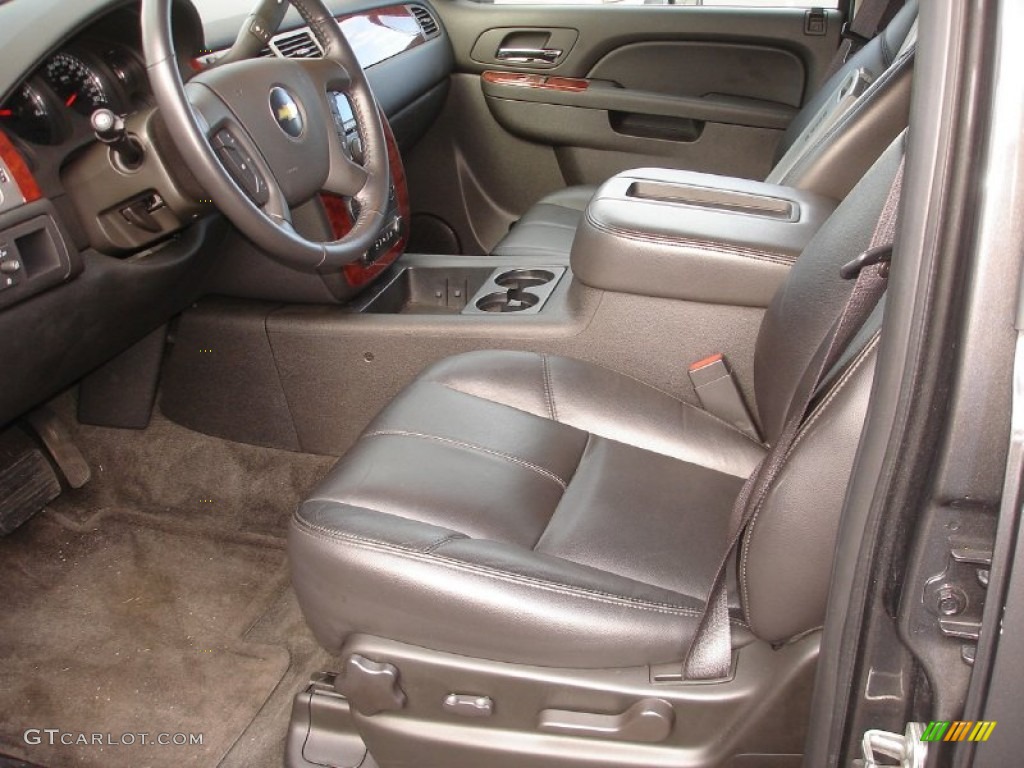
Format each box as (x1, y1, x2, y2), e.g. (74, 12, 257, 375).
(404, 1, 842, 255)
(589, 42, 806, 106)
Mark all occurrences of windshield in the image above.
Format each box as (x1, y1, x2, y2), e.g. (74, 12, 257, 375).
(190, 0, 261, 26)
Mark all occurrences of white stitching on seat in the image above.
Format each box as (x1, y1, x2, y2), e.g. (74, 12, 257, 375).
(739, 332, 881, 619)
(293, 511, 748, 627)
(362, 429, 569, 489)
(422, 533, 469, 554)
(541, 354, 559, 422)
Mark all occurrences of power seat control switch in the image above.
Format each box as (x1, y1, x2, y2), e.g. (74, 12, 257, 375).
(212, 130, 269, 206)
(443, 693, 494, 718)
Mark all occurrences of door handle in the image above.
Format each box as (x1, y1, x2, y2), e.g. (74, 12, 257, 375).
(495, 47, 563, 64)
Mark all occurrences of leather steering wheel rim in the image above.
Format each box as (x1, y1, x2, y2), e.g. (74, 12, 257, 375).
(141, 0, 389, 271)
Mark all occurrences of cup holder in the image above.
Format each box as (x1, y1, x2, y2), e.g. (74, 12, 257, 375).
(494, 269, 557, 290)
(463, 265, 566, 315)
(475, 288, 541, 313)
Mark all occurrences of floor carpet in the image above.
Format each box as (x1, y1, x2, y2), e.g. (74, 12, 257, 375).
(1, 394, 341, 768)
(47, 394, 336, 539)
(0, 510, 292, 767)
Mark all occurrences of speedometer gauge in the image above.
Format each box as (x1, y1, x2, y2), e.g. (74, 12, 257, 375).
(44, 52, 114, 115)
(0, 81, 65, 145)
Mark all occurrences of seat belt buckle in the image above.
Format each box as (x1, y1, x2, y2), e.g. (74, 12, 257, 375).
(688, 354, 761, 442)
(840, 244, 893, 280)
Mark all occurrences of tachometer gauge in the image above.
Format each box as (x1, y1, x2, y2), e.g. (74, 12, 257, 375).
(44, 52, 114, 115)
(0, 81, 65, 145)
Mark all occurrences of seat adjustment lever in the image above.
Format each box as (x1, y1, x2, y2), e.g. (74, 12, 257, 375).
(334, 654, 406, 716)
(538, 697, 674, 743)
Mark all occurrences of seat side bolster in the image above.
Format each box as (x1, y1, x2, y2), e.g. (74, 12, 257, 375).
(741, 338, 879, 643)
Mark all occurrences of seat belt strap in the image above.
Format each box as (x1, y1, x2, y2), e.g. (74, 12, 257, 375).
(823, 0, 905, 82)
(683, 157, 905, 681)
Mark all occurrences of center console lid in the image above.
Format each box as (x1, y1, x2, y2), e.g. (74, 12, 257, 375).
(571, 168, 836, 307)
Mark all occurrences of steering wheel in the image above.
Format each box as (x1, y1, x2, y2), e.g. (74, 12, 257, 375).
(141, 0, 390, 271)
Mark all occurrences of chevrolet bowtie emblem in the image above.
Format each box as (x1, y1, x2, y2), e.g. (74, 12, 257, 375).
(269, 87, 303, 138)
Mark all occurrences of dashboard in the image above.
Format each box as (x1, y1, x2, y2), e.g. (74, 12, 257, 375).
(0, 0, 452, 429)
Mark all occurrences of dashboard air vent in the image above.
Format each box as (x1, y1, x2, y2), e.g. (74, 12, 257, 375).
(270, 29, 323, 59)
(409, 5, 440, 39)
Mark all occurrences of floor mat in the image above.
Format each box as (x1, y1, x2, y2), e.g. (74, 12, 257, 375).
(0, 511, 292, 768)
(218, 587, 335, 768)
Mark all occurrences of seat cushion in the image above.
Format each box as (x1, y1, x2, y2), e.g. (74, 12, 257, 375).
(290, 351, 764, 668)
(490, 186, 596, 260)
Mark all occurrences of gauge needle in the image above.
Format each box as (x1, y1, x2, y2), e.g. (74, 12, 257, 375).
(0, 110, 12, 117)
(65, 93, 78, 107)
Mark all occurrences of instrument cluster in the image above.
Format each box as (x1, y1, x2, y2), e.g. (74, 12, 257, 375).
(0, 42, 146, 146)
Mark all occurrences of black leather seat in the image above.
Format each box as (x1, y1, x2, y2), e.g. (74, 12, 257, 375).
(490, 1, 917, 261)
(289, 136, 905, 670)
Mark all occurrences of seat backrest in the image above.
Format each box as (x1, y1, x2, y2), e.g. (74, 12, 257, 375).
(740, 135, 905, 643)
(764, 1, 918, 200)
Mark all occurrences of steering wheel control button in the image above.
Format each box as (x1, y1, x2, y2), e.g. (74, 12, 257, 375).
(212, 130, 269, 206)
(250, 19, 272, 44)
(328, 92, 364, 164)
(269, 87, 303, 139)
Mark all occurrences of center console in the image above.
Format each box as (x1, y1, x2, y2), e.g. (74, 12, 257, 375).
(162, 167, 837, 456)
(569, 167, 836, 307)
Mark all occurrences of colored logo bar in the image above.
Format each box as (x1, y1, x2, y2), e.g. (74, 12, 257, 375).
(921, 721, 997, 742)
